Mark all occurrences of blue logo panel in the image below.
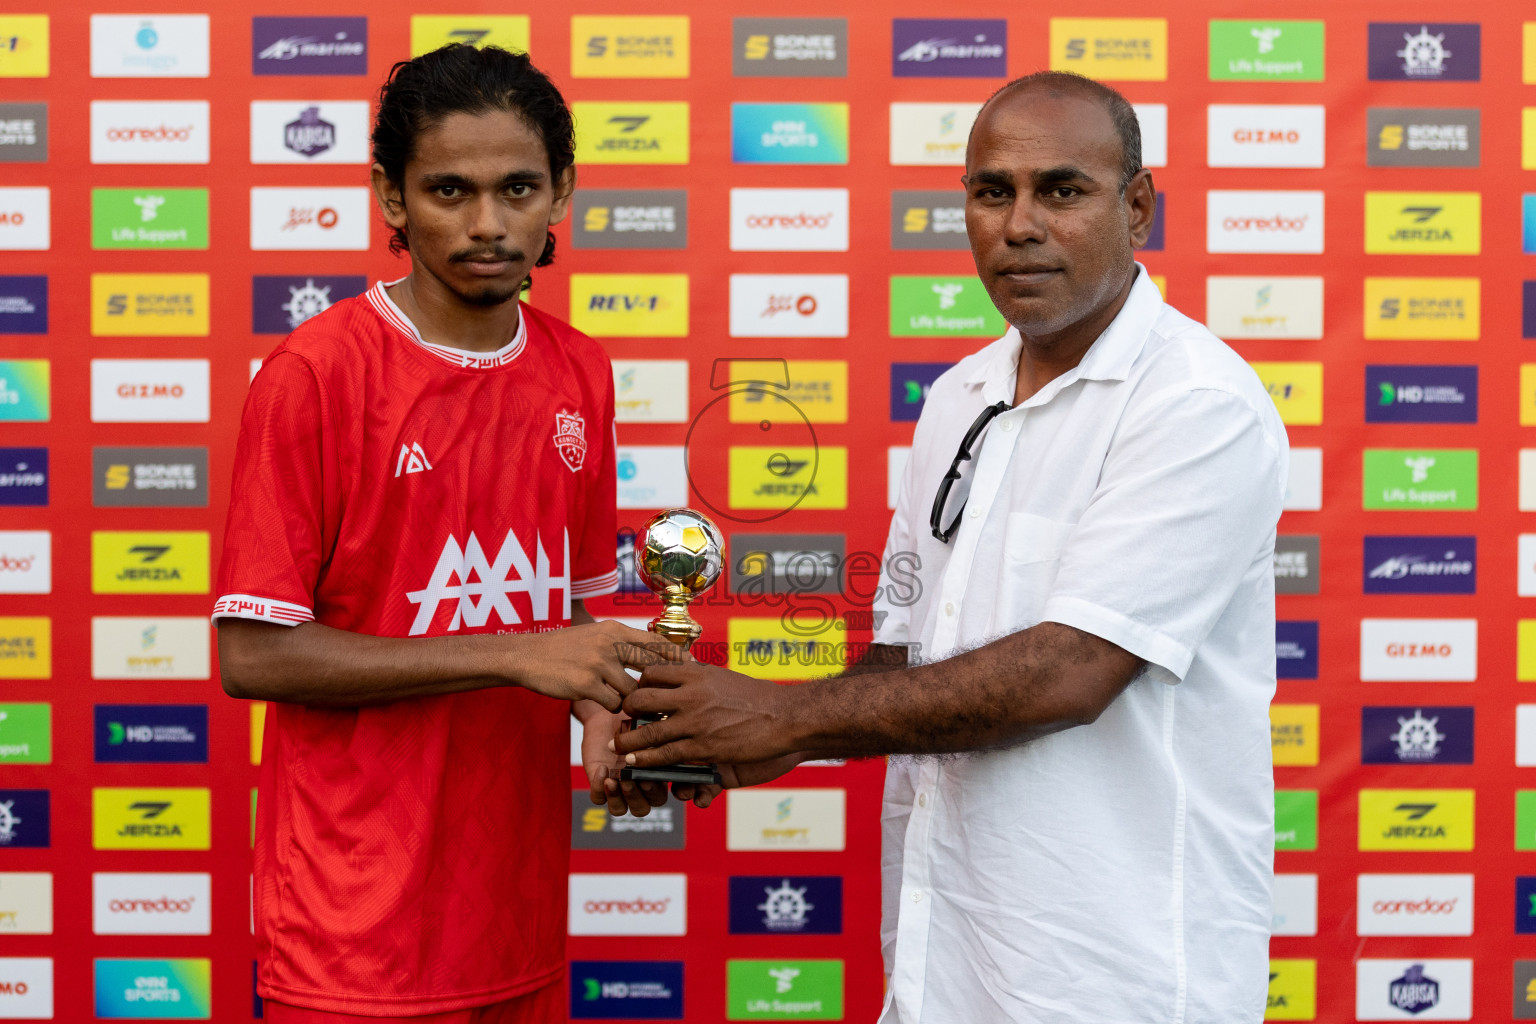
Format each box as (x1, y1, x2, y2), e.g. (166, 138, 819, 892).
(889, 363, 952, 422)
(1143, 194, 1165, 251)
(252, 276, 366, 334)
(94, 705, 208, 763)
(1361, 706, 1473, 765)
(0, 276, 46, 334)
(0, 789, 48, 847)
(1367, 23, 1480, 81)
(892, 19, 1007, 77)
(1275, 621, 1318, 680)
(0, 447, 46, 506)
(728, 876, 843, 934)
(570, 961, 684, 1020)
(1363, 536, 1475, 595)
(252, 17, 367, 75)
(1365, 365, 1477, 424)
(1524, 281, 1536, 338)
(1517, 877, 1536, 934)
(731, 103, 849, 164)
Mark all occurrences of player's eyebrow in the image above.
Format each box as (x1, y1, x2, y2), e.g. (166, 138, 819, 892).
(418, 169, 549, 188)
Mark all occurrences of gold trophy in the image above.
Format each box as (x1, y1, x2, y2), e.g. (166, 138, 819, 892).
(620, 507, 724, 786)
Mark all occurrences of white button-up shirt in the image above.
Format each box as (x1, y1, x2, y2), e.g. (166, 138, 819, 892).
(872, 268, 1287, 1024)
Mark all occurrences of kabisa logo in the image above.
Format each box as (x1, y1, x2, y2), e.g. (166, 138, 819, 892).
(728, 534, 846, 597)
(0, 103, 47, 162)
(891, 19, 1006, 77)
(1362, 706, 1474, 765)
(94, 705, 207, 764)
(0, 791, 47, 847)
(889, 363, 952, 421)
(572, 190, 687, 250)
(573, 102, 689, 165)
(1208, 21, 1324, 81)
(284, 106, 333, 157)
(1050, 18, 1168, 80)
(252, 17, 367, 75)
(406, 528, 572, 634)
(571, 16, 689, 78)
(732, 103, 849, 165)
(251, 275, 365, 334)
(729, 876, 842, 935)
(0, 448, 45, 506)
(1389, 964, 1440, 1015)
(1363, 536, 1475, 594)
(1366, 365, 1477, 424)
(570, 961, 684, 1019)
(732, 18, 847, 77)
(0, 276, 46, 334)
(1369, 23, 1479, 81)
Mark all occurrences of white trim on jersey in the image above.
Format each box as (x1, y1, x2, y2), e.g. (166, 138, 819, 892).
(211, 593, 315, 627)
(571, 569, 620, 600)
(365, 279, 529, 369)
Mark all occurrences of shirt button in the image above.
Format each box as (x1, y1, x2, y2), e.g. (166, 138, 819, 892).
(917, 793, 928, 808)
(969, 507, 979, 519)
(911, 890, 924, 903)
(1001, 419, 1014, 432)
(944, 602, 955, 616)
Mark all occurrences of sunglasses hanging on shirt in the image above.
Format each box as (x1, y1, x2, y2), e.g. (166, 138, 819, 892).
(929, 400, 1010, 543)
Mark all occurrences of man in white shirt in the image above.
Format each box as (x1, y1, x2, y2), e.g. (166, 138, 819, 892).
(617, 71, 1287, 1023)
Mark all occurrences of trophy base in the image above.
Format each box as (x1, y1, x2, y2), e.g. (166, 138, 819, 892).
(621, 763, 722, 786)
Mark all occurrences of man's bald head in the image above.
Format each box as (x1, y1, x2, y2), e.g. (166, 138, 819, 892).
(973, 72, 1143, 194)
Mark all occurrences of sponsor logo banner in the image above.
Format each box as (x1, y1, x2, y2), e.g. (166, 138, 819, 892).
(0, 873, 51, 934)
(0, 618, 48, 679)
(1274, 535, 1319, 595)
(1365, 192, 1480, 255)
(92, 789, 209, 851)
(1364, 536, 1474, 594)
(568, 874, 686, 937)
(890, 362, 951, 421)
(1519, 877, 1536, 934)
(1527, 110, 1536, 170)
(1526, 196, 1536, 254)
(250, 187, 369, 251)
(0, 16, 49, 77)
(90, 360, 210, 424)
(91, 189, 207, 250)
(728, 361, 846, 422)
(0, 448, 44, 506)
(92, 447, 207, 508)
(1135, 104, 1168, 167)
(92, 874, 210, 936)
(731, 188, 847, 252)
(613, 361, 689, 424)
(888, 447, 909, 511)
(726, 960, 843, 1021)
(0, 187, 47, 250)
(410, 16, 528, 56)
(573, 102, 689, 165)
(1207, 105, 1325, 168)
(1520, 622, 1536, 681)
(1207, 191, 1324, 254)
(1518, 792, 1536, 850)
(1517, 706, 1536, 765)
(1206, 276, 1323, 340)
(1362, 707, 1474, 765)
(0, 957, 51, 1017)
(1364, 277, 1479, 340)
(727, 789, 845, 851)
(892, 19, 1005, 77)
(571, 793, 685, 851)
(0, 704, 47, 763)
(1516, 959, 1536, 1019)
(1369, 23, 1479, 81)
(733, 18, 846, 77)
(570, 274, 689, 337)
(91, 617, 209, 681)
(1050, 18, 1167, 80)
(570, 961, 684, 1020)
(1285, 447, 1321, 511)
(91, 532, 209, 595)
(728, 447, 847, 511)
(0, 534, 48, 594)
(728, 618, 847, 680)
(573, 190, 687, 250)
(1368, 108, 1479, 168)
(90, 15, 208, 78)
(729, 277, 848, 338)
(572, 16, 688, 78)
(252, 275, 365, 334)
(0, 103, 47, 162)
(1275, 790, 1318, 851)
(249, 100, 369, 163)
(1271, 875, 1317, 937)
(1266, 959, 1316, 1020)
(1209, 20, 1323, 81)
(94, 958, 211, 1018)
(891, 190, 967, 250)
(1358, 874, 1473, 937)
(732, 103, 848, 164)
(1276, 621, 1318, 680)
(0, 276, 45, 334)
(1363, 449, 1477, 511)
(890, 276, 1005, 337)
(1358, 790, 1474, 852)
(1366, 365, 1476, 424)
(889, 102, 980, 166)
(616, 447, 687, 510)
(729, 534, 845, 597)
(94, 705, 207, 764)
(0, 791, 48, 848)
(1252, 361, 1323, 425)
(1356, 959, 1471, 1020)
(252, 17, 366, 75)
(1519, 535, 1536, 596)
(90, 101, 208, 164)
(1360, 618, 1476, 682)
(1270, 704, 1319, 766)
(90, 274, 208, 336)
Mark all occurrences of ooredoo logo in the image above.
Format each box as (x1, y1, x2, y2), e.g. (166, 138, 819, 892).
(1207, 191, 1324, 254)
(568, 874, 687, 936)
(731, 188, 848, 251)
(90, 101, 209, 164)
(92, 873, 210, 935)
(0, 533, 48, 595)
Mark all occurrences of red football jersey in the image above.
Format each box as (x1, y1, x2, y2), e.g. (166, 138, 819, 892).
(214, 281, 617, 1015)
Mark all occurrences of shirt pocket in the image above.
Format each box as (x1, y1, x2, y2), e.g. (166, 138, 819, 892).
(993, 512, 1078, 632)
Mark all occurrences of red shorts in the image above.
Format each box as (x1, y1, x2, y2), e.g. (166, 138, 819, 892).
(262, 981, 565, 1024)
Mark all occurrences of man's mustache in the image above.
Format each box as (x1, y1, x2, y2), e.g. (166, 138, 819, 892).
(450, 246, 524, 263)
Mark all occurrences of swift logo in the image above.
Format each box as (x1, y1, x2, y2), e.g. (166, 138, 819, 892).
(393, 442, 431, 478)
(406, 529, 571, 634)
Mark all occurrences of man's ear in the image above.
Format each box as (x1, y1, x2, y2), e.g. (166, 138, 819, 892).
(546, 164, 577, 228)
(1125, 169, 1157, 250)
(370, 163, 408, 235)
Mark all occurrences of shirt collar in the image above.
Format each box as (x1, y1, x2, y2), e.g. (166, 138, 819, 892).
(963, 263, 1161, 406)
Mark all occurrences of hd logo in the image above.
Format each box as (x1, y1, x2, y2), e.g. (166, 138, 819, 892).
(91, 531, 209, 594)
(409, 16, 528, 56)
(572, 102, 689, 165)
(569, 274, 688, 337)
(1364, 192, 1480, 255)
(92, 787, 209, 850)
(1358, 789, 1473, 851)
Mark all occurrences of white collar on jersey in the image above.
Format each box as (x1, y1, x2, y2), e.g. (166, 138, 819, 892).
(366, 277, 529, 369)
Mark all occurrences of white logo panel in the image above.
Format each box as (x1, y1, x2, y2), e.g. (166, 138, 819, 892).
(250, 101, 370, 164)
(93, 873, 211, 935)
(613, 360, 689, 424)
(729, 274, 849, 338)
(0, 874, 51, 935)
(250, 187, 370, 251)
(91, 617, 211, 680)
(1359, 619, 1476, 682)
(727, 788, 846, 851)
(0, 958, 52, 1019)
(616, 446, 687, 509)
(1205, 276, 1324, 340)
(1357, 875, 1473, 937)
(91, 359, 210, 423)
(0, 532, 49, 595)
(90, 15, 210, 78)
(568, 873, 687, 936)
(730, 188, 849, 251)
(889, 103, 981, 166)
(1355, 959, 1471, 1020)
(0, 189, 48, 251)
(888, 447, 910, 511)
(1207, 104, 1326, 167)
(1271, 873, 1316, 936)
(1284, 447, 1322, 511)
(90, 101, 210, 164)
(1132, 103, 1167, 167)
(1206, 190, 1325, 254)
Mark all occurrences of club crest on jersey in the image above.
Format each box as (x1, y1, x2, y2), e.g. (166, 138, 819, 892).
(553, 409, 587, 472)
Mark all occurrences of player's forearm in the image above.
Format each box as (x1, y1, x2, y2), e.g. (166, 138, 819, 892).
(839, 641, 910, 677)
(782, 622, 1143, 758)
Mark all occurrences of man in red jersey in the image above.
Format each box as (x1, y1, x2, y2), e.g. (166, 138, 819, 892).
(215, 45, 668, 1023)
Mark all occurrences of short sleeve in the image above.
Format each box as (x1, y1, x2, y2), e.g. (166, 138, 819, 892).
(1041, 385, 1285, 682)
(212, 352, 330, 626)
(569, 369, 618, 600)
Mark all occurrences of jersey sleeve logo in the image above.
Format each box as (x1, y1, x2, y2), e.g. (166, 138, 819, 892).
(554, 409, 588, 472)
(394, 442, 433, 478)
